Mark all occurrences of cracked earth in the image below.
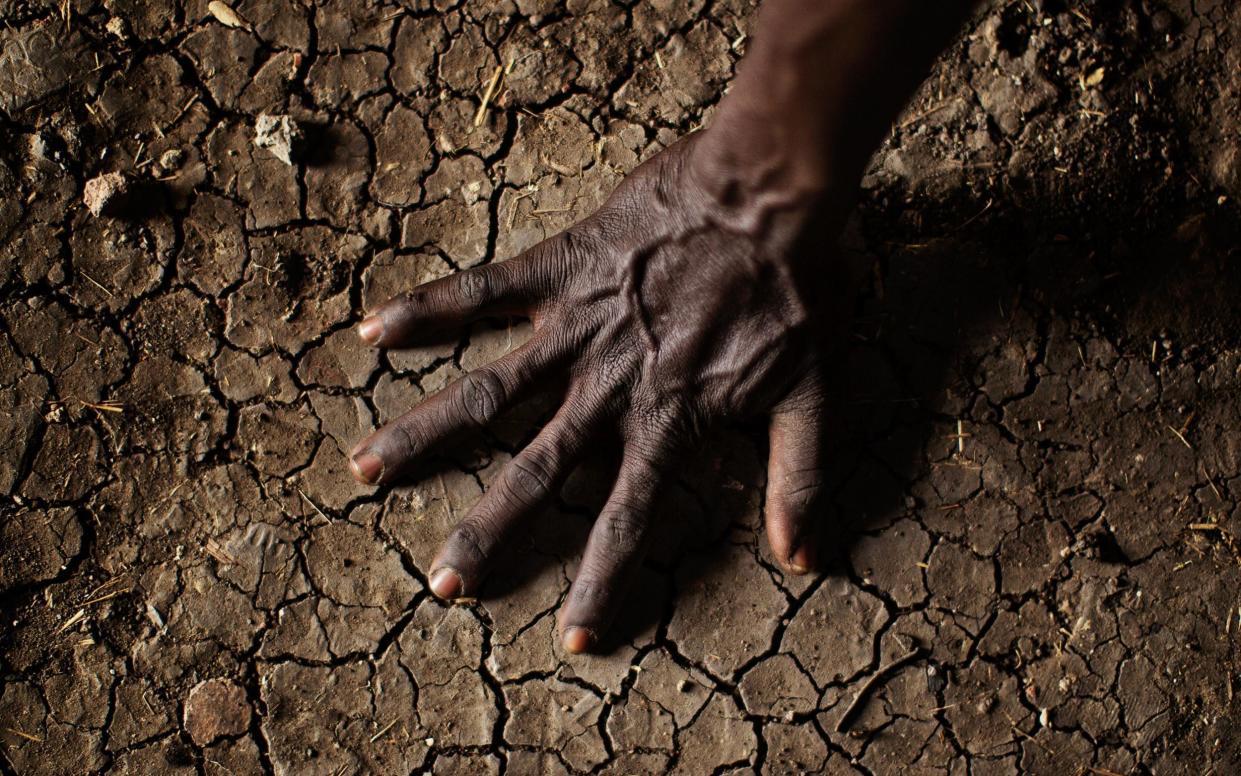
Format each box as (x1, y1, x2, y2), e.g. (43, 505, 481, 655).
(1, 0, 1240, 774)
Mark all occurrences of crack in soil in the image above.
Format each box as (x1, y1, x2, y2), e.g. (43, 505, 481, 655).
(1, 0, 1240, 773)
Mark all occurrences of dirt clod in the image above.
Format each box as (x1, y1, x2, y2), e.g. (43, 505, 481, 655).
(82, 172, 129, 216)
(253, 114, 303, 165)
(183, 679, 251, 746)
(158, 148, 184, 172)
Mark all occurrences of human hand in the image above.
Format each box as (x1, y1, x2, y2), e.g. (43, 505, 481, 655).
(348, 0, 981, 653)
(348, 131, 853, 653)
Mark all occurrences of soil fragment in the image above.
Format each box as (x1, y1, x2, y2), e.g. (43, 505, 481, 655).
(184, 679, 251, 746)
(82, 172, 129, 216)
(254, 114, 303, 165)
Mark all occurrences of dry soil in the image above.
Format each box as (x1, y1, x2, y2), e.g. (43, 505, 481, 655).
(1, 0, 1240, 774)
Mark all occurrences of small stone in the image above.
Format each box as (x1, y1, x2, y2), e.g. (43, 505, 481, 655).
(184, 678, 251, 746)
(254, 114, 303, 165)
(83, 172, 129, 217)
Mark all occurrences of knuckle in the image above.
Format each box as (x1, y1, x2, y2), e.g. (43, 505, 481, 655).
(449, 519, 492, 564)
(456, 268, 492, 306)
(569, 576, 610, 610)
(597, 504, 647, 558)
(404, 288, 430, 312)
(456, 369, 504, 426)
(504, 451, 556, 506)
(777, 468, 826, 510)
(392, 419, 425, 457)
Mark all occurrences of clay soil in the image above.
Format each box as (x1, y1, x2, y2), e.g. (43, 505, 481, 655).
(2, 0, 1240, 774)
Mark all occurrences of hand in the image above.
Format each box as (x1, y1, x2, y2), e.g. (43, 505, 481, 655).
(346, 0, 981, 652)
(348, 132, 854, 653)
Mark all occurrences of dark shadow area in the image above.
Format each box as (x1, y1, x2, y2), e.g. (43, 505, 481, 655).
(97, 178, 176, 221)
(820, 171, 1241, 547)
(455, 140, 1241, 654)
(299, 120, 345, 169)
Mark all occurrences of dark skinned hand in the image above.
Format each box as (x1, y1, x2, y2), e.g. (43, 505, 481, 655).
(349, 133, 843, 654)
(347, 0, 980, 653)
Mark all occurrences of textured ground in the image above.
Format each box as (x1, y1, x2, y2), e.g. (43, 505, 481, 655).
(2, 0, 1240, 774)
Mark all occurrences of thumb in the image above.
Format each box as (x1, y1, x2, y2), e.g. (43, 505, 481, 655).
(764, 374, 828, 574)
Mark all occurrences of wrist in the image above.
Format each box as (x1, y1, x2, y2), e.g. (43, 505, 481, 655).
(685, 71, 846, 230)
(693, 0, 979, 205)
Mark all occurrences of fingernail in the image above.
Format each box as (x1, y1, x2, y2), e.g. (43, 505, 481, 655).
(349, 452, 384, 484)
(358, 316, 384, 345)
(787, 542, 815, 575)
(429, 567, 463, 599)
(562, 626, 595, 655)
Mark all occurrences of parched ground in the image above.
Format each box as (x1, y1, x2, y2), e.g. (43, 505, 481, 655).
(1, 0, 1240, 773)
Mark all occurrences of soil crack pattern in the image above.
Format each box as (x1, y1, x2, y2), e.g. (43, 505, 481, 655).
(1, 1, 1240, 773)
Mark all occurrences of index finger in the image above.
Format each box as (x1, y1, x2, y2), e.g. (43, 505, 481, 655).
(359, 237, 565, 347)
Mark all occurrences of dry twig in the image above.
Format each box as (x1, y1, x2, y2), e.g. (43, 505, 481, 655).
(473, 65, 504, 128)
(836, 646, 922, 733)
(369, 720, 397, 743)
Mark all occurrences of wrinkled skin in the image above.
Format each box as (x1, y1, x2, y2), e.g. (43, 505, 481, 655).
(349, 134, 852, 652)
(348, 0, 980, 654)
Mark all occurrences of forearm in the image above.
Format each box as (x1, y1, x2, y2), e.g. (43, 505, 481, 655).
(694, 0, 981, 202)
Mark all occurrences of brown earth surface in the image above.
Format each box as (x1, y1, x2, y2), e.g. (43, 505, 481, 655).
(2, 0, 1240, 774)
